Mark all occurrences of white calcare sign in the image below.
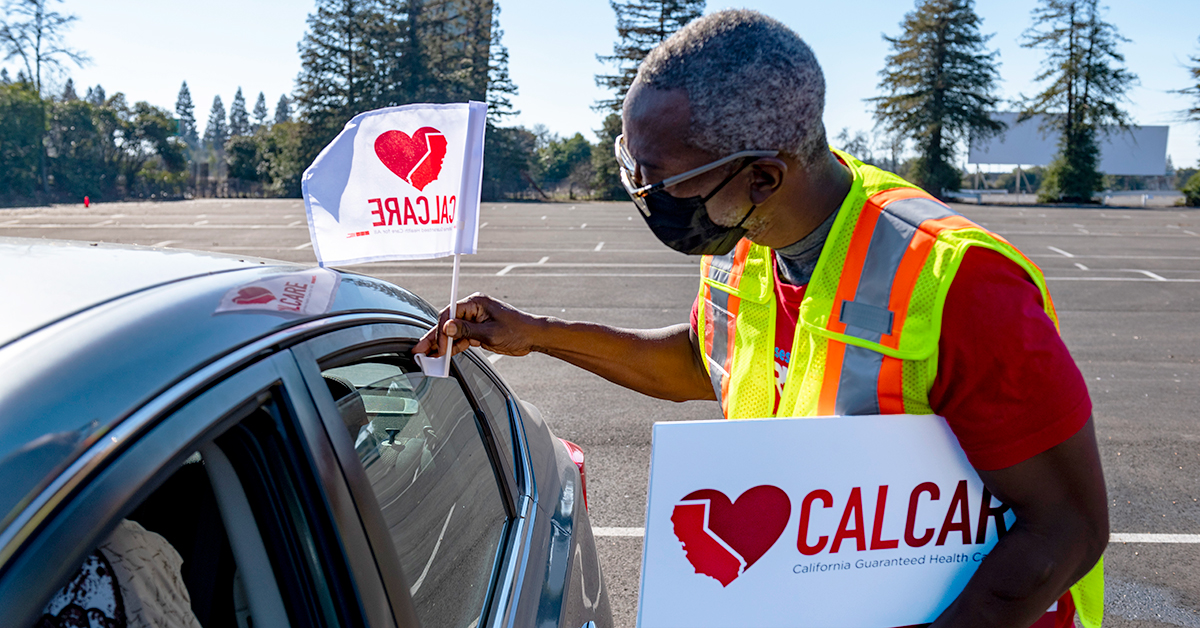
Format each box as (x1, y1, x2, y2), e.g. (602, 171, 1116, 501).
(215, 268, 340, 316)
(639, 414, 1016, 628)
(302, 102, 486, 266)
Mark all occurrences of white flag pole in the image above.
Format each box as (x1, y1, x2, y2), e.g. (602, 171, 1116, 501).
(443, 227, 462, 378)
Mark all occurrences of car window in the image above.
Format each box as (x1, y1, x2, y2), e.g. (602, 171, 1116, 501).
(456, 354, 517, 477)
(323, 354, 508, 628)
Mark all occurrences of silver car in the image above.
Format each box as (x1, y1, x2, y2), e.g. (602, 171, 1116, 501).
(0, 237, 611, 628)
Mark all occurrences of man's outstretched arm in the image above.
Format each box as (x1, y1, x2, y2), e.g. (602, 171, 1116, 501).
(411, 293, 717, 402)
(932, 417, 1108, 628)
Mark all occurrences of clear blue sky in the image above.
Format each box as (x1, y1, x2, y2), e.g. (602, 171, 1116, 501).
(21, 0, 1200, 168)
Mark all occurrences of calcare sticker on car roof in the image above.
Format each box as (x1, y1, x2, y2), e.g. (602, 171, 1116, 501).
(216, 268, 340, 316)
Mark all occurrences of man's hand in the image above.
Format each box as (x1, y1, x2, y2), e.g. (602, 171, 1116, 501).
(413, 293, 542, 358)
(411, 292, 715, 403)
(931, 417, 1108, 628)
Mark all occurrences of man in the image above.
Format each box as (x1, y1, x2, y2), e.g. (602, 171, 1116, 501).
(414, 10, 1107, 628)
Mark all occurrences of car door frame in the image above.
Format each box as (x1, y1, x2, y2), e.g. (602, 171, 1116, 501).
(0, 342, 398, 628)
(291, 321, 538, 628)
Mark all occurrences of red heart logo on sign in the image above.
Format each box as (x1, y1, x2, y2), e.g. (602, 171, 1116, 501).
(374, 127, 448, 191)
(233, 286, 276, 305)
(671, 485, 791, 586)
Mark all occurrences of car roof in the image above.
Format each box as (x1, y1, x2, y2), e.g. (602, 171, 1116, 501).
(0, 237, 278, 348)
(0, 237, 440, 531)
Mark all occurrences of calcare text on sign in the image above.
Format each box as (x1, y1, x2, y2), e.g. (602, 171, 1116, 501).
(640, 414, 1017, 628)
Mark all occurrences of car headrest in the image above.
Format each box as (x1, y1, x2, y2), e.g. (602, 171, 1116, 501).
(323, 374, 369, 441)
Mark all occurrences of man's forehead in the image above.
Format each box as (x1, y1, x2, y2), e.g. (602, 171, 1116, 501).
(623, 86, 697, 170)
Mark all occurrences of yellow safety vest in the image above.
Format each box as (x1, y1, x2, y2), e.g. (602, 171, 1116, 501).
(695, 149, 1104, 627)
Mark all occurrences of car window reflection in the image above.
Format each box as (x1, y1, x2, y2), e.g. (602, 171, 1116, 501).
(322, 354, 507, 628)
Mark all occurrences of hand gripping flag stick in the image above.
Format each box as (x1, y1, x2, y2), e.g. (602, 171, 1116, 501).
(302, 101, 487, 378)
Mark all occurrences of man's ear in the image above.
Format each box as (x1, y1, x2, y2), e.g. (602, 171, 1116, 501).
(747, 157, 788, 205)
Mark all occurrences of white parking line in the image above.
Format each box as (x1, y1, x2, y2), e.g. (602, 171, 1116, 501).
(373, 272, 695, 279)
(1125, 269, 1167, 281)
(292, 242, 314, 250)
(594, 242, 605, 251)
(496, 256, 550, 276)
(581, 223, 587, 229)
(593, 527, 646, 537)
(1045, 277, 1200, 283)
(410, 504, 455, 595)
(1028, 254, 1200, 260)
(1109, 533, 1200, 544)
(1047, 246, 1075, 258)
(591, 527, 1200, 543)
(0, 223, 306, 229)
(151, 240, 179, 248)
(1074, 263, 1089, 271)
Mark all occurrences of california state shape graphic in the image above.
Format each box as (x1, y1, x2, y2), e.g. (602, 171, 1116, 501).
(671, 486, 791, 586)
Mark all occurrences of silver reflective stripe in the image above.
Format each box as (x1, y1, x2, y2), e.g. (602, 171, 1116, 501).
(834, 196, 955, 414)
(836, 344, 882, 415)
(883, 196, 956, 228)
(839, 211, 912, 342)
(708, 251, 736, 287)
(706, 283, 732, 405)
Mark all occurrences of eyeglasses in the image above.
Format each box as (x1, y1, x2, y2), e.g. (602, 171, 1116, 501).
(614, 133, 778, 216)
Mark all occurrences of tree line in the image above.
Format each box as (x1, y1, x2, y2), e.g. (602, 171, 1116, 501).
(1, 0, 1198, 206)
(866, 0, 1200, 203)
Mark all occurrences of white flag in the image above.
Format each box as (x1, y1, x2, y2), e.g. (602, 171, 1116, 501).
(302, 102, 487, 266)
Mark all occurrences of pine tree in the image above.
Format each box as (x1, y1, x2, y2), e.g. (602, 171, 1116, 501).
(60, 77, 75, 100)
(412, 0, 492, 103)
(294, 0, 380, 142)
(252, 91, 269, 130)
(275, 94, 292, 124)
(594, 0, 705, 113)
(486, 3, 517, 123)
(1021, 0, 1136, 202)
(175, 81, 198, 149)
(0, 68, 10, 83)
(203, 95, 228, 151)
(84, 84, 104, 106)
(228, 87, 250, 137)
(1174, 38, 1199, 134)
(870, 0, 1002, 198)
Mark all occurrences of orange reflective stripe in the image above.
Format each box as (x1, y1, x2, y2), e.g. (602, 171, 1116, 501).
(702, 282, 715, 358)
(818, 340, 846, 415)
(828, 203, 882, 335)
(881, 229, 937, 351)
(916, 214, 977, 237)
(818, 199, 885, 416)
(877, 355, 905, 414)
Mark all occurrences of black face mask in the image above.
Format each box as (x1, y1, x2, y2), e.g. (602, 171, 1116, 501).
(638, 164, 757, 256)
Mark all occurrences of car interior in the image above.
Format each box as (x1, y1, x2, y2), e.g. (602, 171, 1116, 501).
(34, 403, 303, 628)
(33, 348, 515, 628)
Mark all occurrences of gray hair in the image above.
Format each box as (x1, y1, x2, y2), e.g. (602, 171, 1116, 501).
(632, 9, 827, 165)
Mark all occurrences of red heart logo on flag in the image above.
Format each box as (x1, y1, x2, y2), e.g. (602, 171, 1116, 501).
(232, 286, 276, 305)
(374, 127, 449, 192)
(671, 485, 791, 586)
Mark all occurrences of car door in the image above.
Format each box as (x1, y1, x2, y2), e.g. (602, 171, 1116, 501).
(292, 323, 530, 628)
(0, 350, 397, 628)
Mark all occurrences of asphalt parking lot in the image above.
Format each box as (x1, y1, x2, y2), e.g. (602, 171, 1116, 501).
(4, 197, 1199, 627)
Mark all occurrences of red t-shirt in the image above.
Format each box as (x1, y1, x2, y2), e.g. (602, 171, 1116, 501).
(691, 246, 1092, 471)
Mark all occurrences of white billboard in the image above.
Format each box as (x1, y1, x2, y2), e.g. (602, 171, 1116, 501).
(968, 112, 1168, 176)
